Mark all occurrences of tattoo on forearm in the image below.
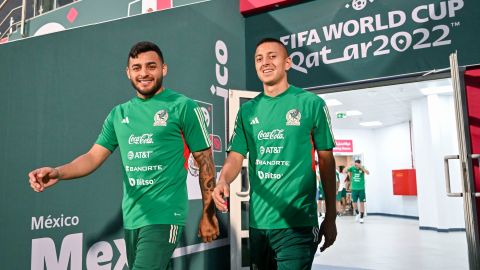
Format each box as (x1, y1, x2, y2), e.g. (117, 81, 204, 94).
(192, 149, 216, 213)
(193, 149, 216, 194)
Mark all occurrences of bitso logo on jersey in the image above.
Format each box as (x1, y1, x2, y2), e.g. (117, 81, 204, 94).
(286, 109, 301, 126)
(153, 110, 168, 126)
(128, 177, 154, 186)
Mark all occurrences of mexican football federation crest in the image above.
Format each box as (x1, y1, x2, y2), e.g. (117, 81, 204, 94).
(286, 109, 301, 126)
(154, 110, 168, 126)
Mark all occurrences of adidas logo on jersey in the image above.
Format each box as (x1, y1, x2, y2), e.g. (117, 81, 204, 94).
(121, 117, 129, 124)
(250, 117, 260, 125)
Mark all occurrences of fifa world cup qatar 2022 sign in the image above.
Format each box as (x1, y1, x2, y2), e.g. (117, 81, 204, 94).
(246, 0, 480, 88)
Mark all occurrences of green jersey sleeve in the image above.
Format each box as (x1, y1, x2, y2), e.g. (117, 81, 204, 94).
(181, 99, 212, 152)
(312, 98, 335, 150)
(95, 109, 118, 152)
(227, 108, 248, 156)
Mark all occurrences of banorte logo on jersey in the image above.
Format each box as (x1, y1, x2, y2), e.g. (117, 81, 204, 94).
(154, 110, 168, 126)
(257, 129, 285, 141)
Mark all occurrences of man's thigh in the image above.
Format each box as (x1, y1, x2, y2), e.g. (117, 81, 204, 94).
(270, 226, 320, 270)
(351, 190, 360, 202)
(250, 227, 276, 270)
(125, 224, 183, 270)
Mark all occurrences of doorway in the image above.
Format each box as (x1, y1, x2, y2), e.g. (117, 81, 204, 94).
(227, 75, 477, 270)
(312, 77, 468, 269)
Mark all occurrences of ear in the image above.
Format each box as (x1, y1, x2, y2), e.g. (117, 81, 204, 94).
(162, 63, 168, 76)
(125, 67, 131, 80)
(284, 56, 292, 71)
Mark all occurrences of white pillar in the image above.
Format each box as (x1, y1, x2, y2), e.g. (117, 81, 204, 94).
(411, 95, 465, 230)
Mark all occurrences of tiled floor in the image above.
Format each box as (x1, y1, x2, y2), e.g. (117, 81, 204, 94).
(312, 215, 469, 270)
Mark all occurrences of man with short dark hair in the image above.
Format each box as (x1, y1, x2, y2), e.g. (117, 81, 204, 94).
(28, 41, 219, 270)
(348, 159, 370, 223)
(213, 37, 337, 270)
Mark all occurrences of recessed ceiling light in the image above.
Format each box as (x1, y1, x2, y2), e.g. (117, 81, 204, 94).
(360, 121, 383, 127)
(420, 86, 453, 95)
(325, 99, 342, 106)
(346, 110, 362, 116)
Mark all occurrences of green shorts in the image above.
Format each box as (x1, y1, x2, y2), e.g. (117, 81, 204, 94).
(249, 226, 320, 270)
(341, 188, 347, 198)
(124, 224, 184, 270)
(351, 189, 366, 203)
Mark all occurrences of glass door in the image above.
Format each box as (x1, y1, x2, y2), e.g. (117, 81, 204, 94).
(448, 52, 480, 269)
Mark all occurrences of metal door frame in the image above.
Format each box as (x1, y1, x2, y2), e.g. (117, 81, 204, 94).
(228, 89, 260, 270)
(446, 52, 480, 270)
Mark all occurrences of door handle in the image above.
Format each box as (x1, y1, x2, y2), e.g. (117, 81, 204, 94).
(444, 155, 463, 197)
(236, 165, 250, 198)
(471, 154, 480, 197)
(236, 191, 249, 197)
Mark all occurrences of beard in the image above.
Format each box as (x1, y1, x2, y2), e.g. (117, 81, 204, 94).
(130, 76, 164, 99)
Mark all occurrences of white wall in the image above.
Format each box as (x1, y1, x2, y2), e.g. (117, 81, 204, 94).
(372, 122, 419, 216)
(334, 123, 418, 217)
(412, 95, 465, 230)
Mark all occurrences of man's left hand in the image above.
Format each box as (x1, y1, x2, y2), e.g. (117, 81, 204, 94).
(198, 213, 220, 243)
(319, 219, 337, 252)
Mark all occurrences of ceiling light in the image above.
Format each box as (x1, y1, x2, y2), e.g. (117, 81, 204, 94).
(346, 110, 362, 116)
(325, 99, 342, 106)
(420, 86, 453, 95)
(360, 121, 383, 127)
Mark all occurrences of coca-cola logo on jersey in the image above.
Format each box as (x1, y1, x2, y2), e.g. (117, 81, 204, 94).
(128, 134, 154, 144)
(257, 129, 285, 140)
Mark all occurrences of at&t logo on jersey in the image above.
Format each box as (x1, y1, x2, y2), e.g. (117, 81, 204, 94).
(154, 110, 168, 126)
(128, 134, 154, 144)
(257, 129, 285, 140)
(127, 151, 153, 160)
(128, 178, 154, 187)
(286, 109, 301, 126)
(259, 146, 284, 155)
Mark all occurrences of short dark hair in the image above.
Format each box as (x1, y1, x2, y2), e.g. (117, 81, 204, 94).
(255, 37, 288, 56)
(127, 41, 164, 65)
(355, 160, 362, 164)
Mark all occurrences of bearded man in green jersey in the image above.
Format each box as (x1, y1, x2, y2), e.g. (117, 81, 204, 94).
(348, 160, 370, 224)
(213, 38, 337, 270)
(28, 41, 219, 270)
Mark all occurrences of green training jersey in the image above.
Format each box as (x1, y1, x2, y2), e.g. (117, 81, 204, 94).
(228, 85, 335, 229)
(348, 166, 365, 190)
(96, 88, 211, 229)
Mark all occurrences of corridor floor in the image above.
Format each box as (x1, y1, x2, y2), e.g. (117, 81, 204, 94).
(312, 215, 468, 270)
